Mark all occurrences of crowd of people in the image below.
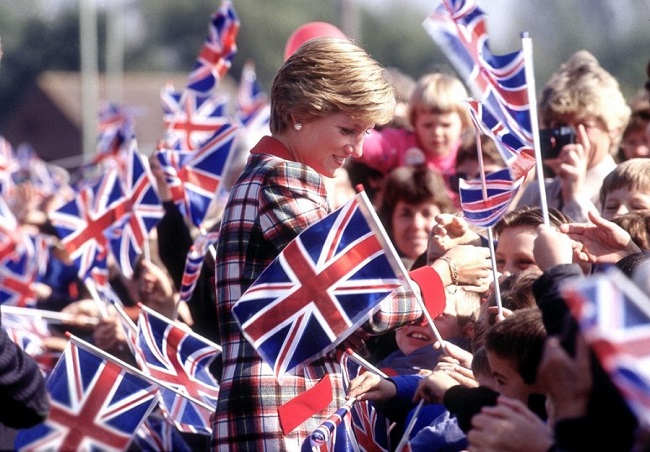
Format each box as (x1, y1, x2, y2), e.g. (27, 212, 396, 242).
(2, 16, 650, 452)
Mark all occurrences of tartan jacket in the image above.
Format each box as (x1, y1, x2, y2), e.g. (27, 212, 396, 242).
(211, 136, 445, 451)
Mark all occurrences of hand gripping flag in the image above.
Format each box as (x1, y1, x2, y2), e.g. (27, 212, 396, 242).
(156, 122, 238, 228)
(232, 192, 407, 382)
(135, 304, 221, 434)
(423, 0, 532, 145)
(161, 85, 230, 151)
(14, 335, 159, 452)
(186, 0, 240, 93)
(561, 268, 650, 429)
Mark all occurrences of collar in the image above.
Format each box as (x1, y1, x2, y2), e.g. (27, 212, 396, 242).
(250, 136, 294, 161)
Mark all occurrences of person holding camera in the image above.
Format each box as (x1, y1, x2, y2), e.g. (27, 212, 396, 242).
(516, 50, 631, 223)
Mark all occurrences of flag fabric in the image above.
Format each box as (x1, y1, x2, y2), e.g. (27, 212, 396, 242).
(95, 102, 133, 166)
(0, 194, 20, 263)
(155, 122, 238, 228)
(108, 139, 163, 278)
(0, 135, 18, 196)
(458, 99, 536, 228)
(232, 192, 406, 382)
(340, 353, 391, 452)
(306, 401, 357, 452)
(49, 168, 125, 280)
(134, 411, 192, 452)
(14, 335, 159, 451)
(0, 232, 47, 307)
(561, 268, 650, 428)
(135, 303, 221, 434)
(423, 0, 532, 145)
(179, 231, 219, 304)
(161, 86, 230, 151)
(186, 0, 240, 93)
(2, 307, 50, 357)
(236, 60, 269, 127)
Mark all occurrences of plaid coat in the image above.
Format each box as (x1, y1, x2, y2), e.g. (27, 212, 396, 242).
(211, 137, 444, 451)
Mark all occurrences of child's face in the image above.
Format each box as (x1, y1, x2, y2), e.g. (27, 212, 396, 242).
(413, 111, 464, 158)
(391, 200, 441, 259)
(486, 350, 533, 402)
(621, 129, 650, 160)
(432, 302, 462, 340)
(602, 185, 650, 220)
(395, 324, 436, 356)
(495, 225, 540, 277)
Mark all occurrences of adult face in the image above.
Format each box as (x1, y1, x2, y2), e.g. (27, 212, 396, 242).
(414, 111, 464, 158)
(602, 186, 650, 220)
(289, 112, 374, 178)
(495, 225, 540, 277)
(391, 200, 441, 260)
(548, 114, 614, 169)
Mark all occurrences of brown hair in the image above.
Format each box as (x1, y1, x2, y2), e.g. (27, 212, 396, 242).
(599, 159, 650, 207)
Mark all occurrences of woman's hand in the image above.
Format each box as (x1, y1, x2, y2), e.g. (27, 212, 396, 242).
(432, 245, 492, 292)
(427, 214, 481, 262)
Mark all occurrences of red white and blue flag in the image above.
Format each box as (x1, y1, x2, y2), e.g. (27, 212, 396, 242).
(134, 412, 191, 452)
(95, 102, 133, 166)
(186, 0, 240, 93)
(306, 401, 357, 452)
(14, 335, 159, 451)
(0, 135, 18, 196)
(108, 140, 163, 278)
(423, 0, 532, 145)
(179, 231, 219, 304)
(233, 192, 406, 381)
(49, 168, 125, 280)
(236, 60, 269, 127)
(156, 122, 238, 228)
(161, 86, 230, 151)
(562, 269, 650, 429)
(135, 304, 221, 434)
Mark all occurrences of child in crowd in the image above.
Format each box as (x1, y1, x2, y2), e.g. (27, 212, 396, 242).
(516, 50, 631, 223)
(617, 106, 650, 161)
(448, 133, 505, 196)
(377, 284, 481, 375)
(599, 158, 650, 220)
(358, 72, 471, 186)
(377, 165, 456, 268)
(612, 210, 650, 250)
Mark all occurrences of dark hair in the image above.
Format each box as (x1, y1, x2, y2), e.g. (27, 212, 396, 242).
(612, 210, 650, 250)
(378, 165, 455, 240)
(485, 308, 546, 384)
(493, 205, 570, 237)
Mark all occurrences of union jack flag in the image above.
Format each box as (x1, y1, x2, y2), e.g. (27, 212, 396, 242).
(2, 307, 50, 357)
(161, 85, 230, 151)
(49, 168, 126, 280)
(156, 123, 238, 228)
(423, 0, 532, 145)
(95, 102, 133, 166)
(135, 303, 221, 434)
(186, 0, 240, 93)
(0, 230, 48, 307)
(134, 411, 191, 452)
(15, 143, 69, 200)
(0, 195, 20, 263)
(179, 231, 218, 304)
(108, 139, 163, 278)
(306, 401, 357, 452)
(341, 353, 391, 452)
(14, 335, 159, 451)
(562, 268, 650, 428)
(232, 192, 406, 381)
(236, 60, 269, 127)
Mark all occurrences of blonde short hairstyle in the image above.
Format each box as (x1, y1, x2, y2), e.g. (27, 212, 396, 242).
(539, 50, 631, 154)
(407, 73, 471, 128)
(270, 38, 395, 133)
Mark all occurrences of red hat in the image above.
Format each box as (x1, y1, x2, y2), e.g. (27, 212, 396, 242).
(283, 21, 348, 61)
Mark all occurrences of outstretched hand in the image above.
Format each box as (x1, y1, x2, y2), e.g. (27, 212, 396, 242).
(427, 214, 482, 263)
(560, 210, 640, 264)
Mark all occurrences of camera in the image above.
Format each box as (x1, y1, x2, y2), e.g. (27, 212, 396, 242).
(539, 126, 576, 160)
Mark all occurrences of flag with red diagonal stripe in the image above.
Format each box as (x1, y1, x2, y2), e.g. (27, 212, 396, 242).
(179, 231, 219, 304)
(134, 304, 221, 434)
(561, 268, 650, 428)
(233, 191, 407, 382)
(108, 139, 163, 278)
(161, 86, 230, 151)
(14, 335, 159, 451)
(186, 0, 240, 93)
(155, 122, 238, 228)
(423, 0, 531, 146)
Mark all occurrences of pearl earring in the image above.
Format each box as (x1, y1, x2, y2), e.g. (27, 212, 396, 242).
(293, 123, 303, 131)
